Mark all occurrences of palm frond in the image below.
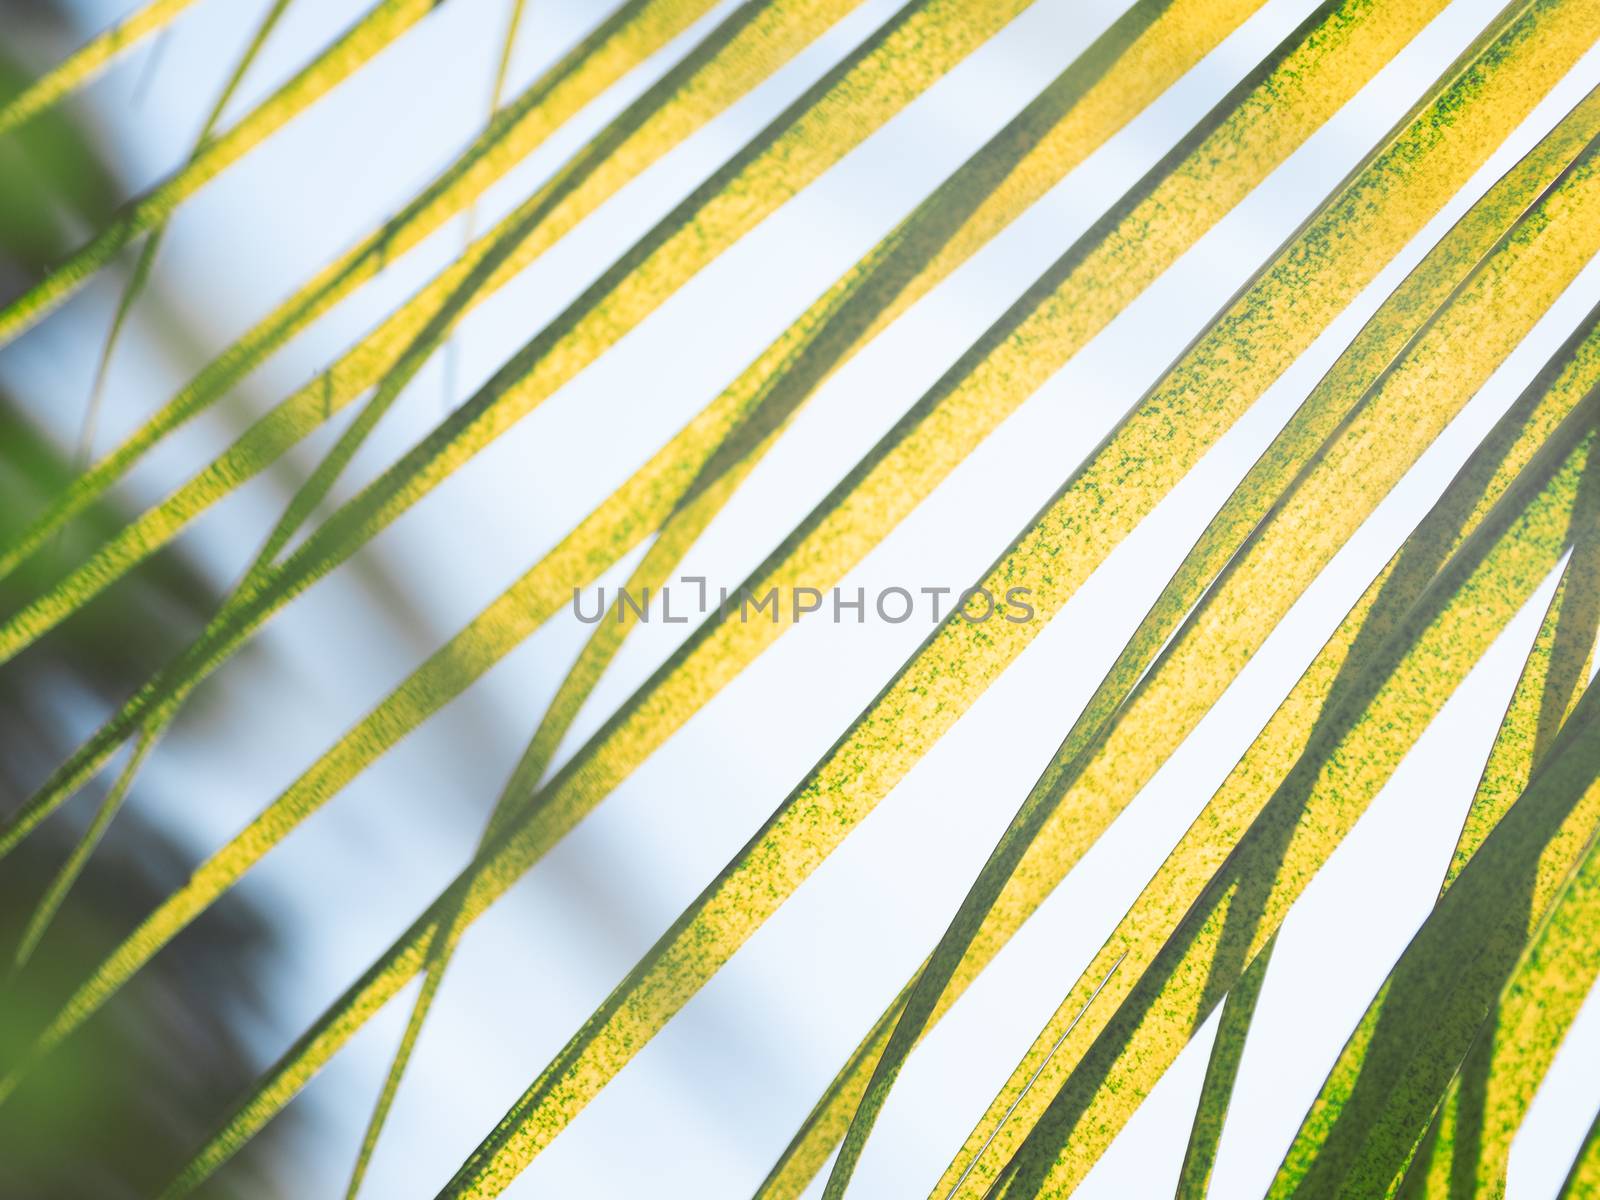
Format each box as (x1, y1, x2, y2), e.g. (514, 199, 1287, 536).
(0, 0, 203, 139)
(1394, 558, 1599, 1199)
(75, 0, 296, 467)
(1442, 500, 1600, 890)
(949, 382, 1597, 1198)
(438, 6, 1600, 1194)
(0, 0, 1266, 1148)
(1271, 666, 1600, 1197)
(0, 0, 730, 584)
(0, 0, 446, 343)
(1191, 508, 1598, 1200)
(1175, 936, 1277, 1200)
(0, 0, 1011, 854)
(824, 34, 1600, 1190)
(3, 0, 1598, 1193)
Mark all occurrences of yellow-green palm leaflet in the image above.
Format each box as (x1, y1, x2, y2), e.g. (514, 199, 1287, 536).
(0, 0, 1042, 861)
(0, 0, 451, 344)
(1560, 1110, 1600, 1197)
(1175, 936, 1278, 1200)
(3, 0, 303, 981)
(0, 0, 737, 582)
(0, 0, 204, 139)
(46, 0, 1574, 1184)
(1177, 509, 1600, 1200)
(1180, 500, 1598, 1200)
(437, 4, 1600, 1197)
(955, 365, 1600, 1198)
(764, 57, 1600, 1200)
(74, 0, 298, 471)
(1180, 508, 1598, 1200)
(1441, 510, 1600, 895)
(1268, 669, 1600, 1199)
(344, 0, 1306, 1186)
(1268, 500, 1600, 1198)
(0, 0, 1278, 1168)
(1388, 520, 1600, 1200)
(823, 47, 1600, 1199)
(1398, 801, 1600, 1200)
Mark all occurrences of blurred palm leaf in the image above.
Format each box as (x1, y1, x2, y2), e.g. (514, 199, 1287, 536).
(0, 46, 299, 1192)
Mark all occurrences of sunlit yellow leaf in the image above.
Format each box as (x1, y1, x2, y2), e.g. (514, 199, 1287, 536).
(0, 0, 447, 343)
(959, 403, 1597, 1200)
(0, 0, 727, 584)
(0, 0, 203, 139)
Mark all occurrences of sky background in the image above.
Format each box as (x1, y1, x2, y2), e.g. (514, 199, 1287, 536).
(4, 0, 1600, 1195)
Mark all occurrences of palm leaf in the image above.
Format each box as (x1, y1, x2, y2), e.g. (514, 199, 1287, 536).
(1273, 512, 1600, 1198)
(1180, 496, 1599, 1200)
(950, 376, 1598, 1198)
(822, 34, 1600, 1193)
(75, 0, 296, 467)
(435, 6, 1600, 1195)
(0, 0, 203, 139)
(0, 0, 1277, 1154)
(914, 241, 1600, 1195)
(1442, 495, 1600, 891)
(767, 40, 1600, 1200)
(1385, 526, 1599, 1200)
(1268, 669, 1600, 1198)
(1561, 1108, 1600, 1196)
(3, 0, 301, 977)
(0, 0, 448, 344)
(1174, 935, 1277, 1200)
(0, 0, 728, 583)
(340, 0, 1305, 1184)
(0, 0, 1025, 856)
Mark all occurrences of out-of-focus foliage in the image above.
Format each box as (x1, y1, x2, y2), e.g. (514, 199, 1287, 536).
(0, 29, 295, 1198)
(0, 50, 115, 288)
